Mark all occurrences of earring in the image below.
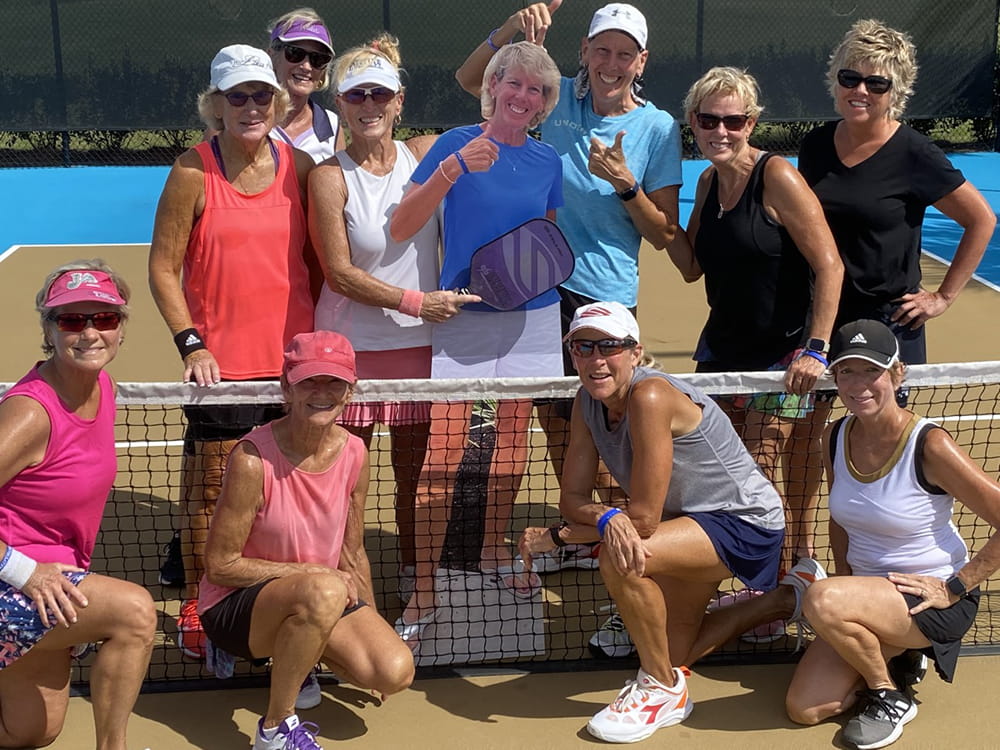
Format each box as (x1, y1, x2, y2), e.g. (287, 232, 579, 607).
(394, 112, 402, 126)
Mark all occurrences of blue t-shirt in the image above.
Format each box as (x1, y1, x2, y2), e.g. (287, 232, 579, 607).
(541, 77, 682, 307)
(411, 124, 563, 312)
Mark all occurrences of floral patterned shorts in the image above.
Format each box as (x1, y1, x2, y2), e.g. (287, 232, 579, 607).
(0, 571, 88, 669)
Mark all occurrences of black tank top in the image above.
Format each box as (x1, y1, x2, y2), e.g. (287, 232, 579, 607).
(694, 152, 813, 370)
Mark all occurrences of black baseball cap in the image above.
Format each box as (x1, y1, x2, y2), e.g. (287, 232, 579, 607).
(829, 320, 900, 368)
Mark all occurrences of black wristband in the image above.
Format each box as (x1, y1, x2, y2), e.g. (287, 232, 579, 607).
(549, 522, 568, 548)
(174, 328, 207, 359)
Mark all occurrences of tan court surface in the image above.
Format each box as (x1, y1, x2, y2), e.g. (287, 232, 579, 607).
(3, 243, 1000, 749)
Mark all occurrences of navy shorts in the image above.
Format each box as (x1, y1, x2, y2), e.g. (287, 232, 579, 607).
(902, 588, 979, 683)
(201, 577, 366, 662)
(687, 511, 785, 591)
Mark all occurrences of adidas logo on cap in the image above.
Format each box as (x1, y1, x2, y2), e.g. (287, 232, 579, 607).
(849, 333, 867, 344)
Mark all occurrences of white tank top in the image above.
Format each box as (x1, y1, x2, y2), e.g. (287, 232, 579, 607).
(829, 415, 968, 578)
(315, 141, 440, 351)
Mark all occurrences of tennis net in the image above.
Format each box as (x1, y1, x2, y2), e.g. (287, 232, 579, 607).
(4, 362, 998, 688)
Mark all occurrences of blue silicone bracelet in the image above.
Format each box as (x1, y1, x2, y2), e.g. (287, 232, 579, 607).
(803, 349, 829, 367)
(486, 28, 503, 52)
(597, 508, 623, 539)
(454, 151, 470, 175)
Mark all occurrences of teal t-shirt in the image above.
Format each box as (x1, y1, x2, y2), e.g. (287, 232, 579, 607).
(541, 77, 682, 307)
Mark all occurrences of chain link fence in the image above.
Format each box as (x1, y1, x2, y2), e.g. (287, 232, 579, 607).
(2, 0, 998, 166)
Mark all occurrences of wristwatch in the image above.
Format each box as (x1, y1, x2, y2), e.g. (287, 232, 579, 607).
(617, 181, 640, 202)
(806, 337, 829, 354)
(946, 574, 967, 597)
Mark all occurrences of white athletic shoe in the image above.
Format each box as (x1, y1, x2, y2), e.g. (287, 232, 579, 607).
(295, 671, 322, 711)
(587, 667, 693, 743)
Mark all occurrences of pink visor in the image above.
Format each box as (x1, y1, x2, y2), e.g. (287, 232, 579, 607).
(45, 270, 126, 307)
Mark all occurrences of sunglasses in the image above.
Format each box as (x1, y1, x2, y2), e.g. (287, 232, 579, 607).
(50, 311, 123, 333)
(694, 112, 750, 131)
(222, 89, 275, 107)
(341, 86, 397, 105)
(274, 42, 332, 70)
(836, 69, 892, 95)
(567, 338, 637, 358)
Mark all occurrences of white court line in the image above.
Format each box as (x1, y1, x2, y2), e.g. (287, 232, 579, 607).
(0, 243, 148, 266)
(923, 248, 1000, 292)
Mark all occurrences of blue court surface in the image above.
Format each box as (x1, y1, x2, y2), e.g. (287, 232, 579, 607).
(2, 153, 999, 287)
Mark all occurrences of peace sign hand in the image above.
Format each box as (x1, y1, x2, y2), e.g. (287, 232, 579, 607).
(588, 131, 635, 192)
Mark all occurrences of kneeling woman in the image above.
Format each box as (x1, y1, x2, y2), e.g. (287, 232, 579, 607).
(786, 320, 1000, 750)
(0, 261, 155, 750)
(519, 302, 784, 744)
(200, 331, 414, 750)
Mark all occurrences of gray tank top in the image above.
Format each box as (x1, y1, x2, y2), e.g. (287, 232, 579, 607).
(579, 367, 784, 530)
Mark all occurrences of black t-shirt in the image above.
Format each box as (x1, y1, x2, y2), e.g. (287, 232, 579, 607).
(694, 152, 812, 370)
(798, 122, 964, 322)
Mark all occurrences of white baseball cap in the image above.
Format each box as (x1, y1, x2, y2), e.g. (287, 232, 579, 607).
(210, 44, 280, 92)
(588, 3, 648, 51)
(564, 301, 640, 341)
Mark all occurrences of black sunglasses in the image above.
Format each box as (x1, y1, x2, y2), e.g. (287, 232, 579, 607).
(222, 89, 275, 107)
(274, 41, 332, 70)
(694, 112, 750, 131)
(567, 338, 637, 358)
(837, 69, 892, 95)
(341, 86, 397, 105)
(50, 311, 123, 333)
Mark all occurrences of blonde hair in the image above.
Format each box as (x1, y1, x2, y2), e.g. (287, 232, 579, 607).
(331, 32, 403, 92)
(683, 66, 763, 121)
(35, 259, 131, 356)
(196, 85, 291, 132)
(268, 7, 334, 92)
(481, 41, 561, 128)
(827, 19, 917, 120)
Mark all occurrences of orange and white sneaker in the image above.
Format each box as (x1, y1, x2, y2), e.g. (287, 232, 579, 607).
(587, 667, 693, 743)
(177, 598, 206, 660)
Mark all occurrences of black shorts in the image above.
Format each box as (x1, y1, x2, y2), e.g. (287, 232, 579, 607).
(902, 587, 980, 683)
(201, 578, 366, 662)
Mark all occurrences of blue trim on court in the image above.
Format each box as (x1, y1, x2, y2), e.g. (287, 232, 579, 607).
(2, 153, 999, 285)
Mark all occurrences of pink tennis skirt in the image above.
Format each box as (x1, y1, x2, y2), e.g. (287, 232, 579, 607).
(339, 346, 432, 426)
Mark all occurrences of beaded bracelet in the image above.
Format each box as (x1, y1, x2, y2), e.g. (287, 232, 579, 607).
(437, 162, 457, 184)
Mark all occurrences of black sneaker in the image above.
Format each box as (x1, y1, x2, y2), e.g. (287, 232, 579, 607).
(158, 531, 185, 587)
(887, 649, 928, 693)
(842, 688, 917, 749)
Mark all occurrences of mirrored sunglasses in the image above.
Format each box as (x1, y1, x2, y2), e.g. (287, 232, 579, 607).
(50, 311, 123, 332)
(567, 338, 637, 358)
(341, 86, 397, 105)
(222, 89, 275, 107)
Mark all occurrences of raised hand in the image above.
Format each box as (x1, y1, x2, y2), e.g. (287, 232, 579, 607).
(455, 131, 500, 172)
(588, 131, 635, 191)
(510, 1, 563, 46)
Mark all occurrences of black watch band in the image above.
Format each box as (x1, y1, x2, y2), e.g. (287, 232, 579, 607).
(806, 337, 829, 354)
(617, 181, 640, 202)
(549, 522, 569, 548)
(946, 574, 967, 597)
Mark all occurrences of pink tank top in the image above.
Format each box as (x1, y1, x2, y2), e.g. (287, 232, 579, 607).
(198, 421, 364, 612)
(184, 139, 314, 379)
(0, 366, 116, 568)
